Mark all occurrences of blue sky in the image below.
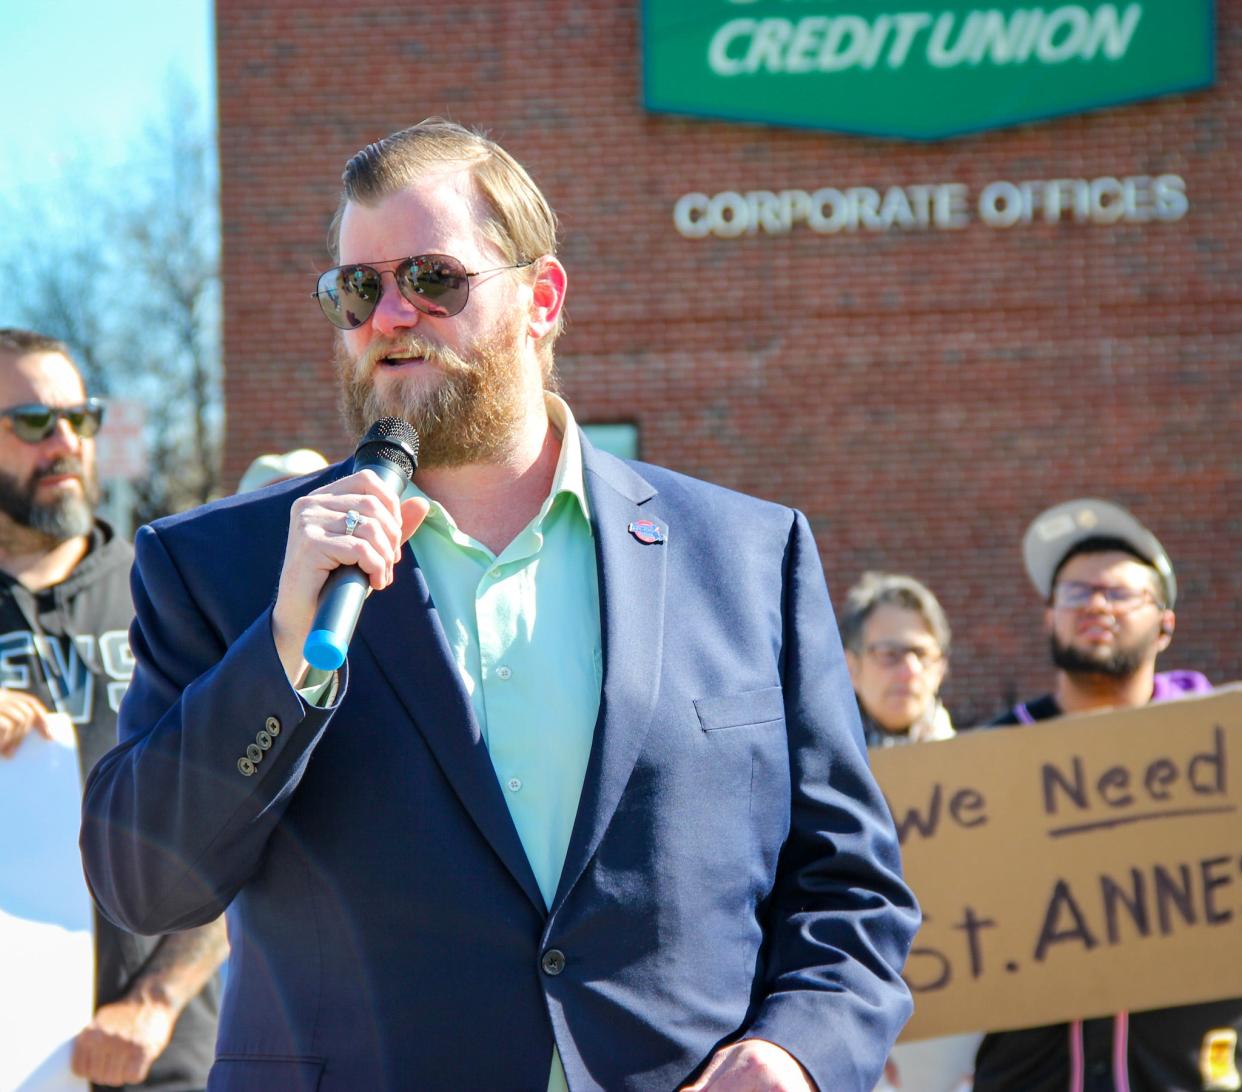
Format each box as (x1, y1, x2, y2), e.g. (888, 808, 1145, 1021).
(0, 0, 214, 191)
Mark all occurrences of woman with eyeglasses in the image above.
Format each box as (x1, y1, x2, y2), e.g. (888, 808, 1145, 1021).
(840, 571, 955, 748)
(842, 573, 976, 1092)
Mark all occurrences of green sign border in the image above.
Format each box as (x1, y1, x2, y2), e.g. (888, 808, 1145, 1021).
(640, 1, 1216, 141)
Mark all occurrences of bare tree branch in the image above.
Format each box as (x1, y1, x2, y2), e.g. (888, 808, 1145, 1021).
(0, 73, 221, 522)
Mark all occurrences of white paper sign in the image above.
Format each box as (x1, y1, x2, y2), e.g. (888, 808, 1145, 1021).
(0, 715, 93, 1091)
(873, 1032, 982, 1092)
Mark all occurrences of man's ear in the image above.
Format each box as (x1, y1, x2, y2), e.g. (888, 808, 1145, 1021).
(527, 256, 567, 341)
(1157, 610, 1175, 650)
(1043, 605, 1056, 637)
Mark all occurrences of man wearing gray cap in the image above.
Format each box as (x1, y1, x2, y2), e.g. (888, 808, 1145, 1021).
(972, 498, 1241, 1092)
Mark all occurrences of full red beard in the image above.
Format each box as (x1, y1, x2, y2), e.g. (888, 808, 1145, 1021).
(334, 318, 530, 469)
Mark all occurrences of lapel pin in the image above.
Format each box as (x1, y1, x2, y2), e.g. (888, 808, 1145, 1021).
(628, 518, 666, 545)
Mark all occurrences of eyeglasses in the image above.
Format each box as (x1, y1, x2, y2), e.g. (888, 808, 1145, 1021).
(312, 253, 534, 329)
(1052, 581, 1164, 612)
(864, 642, 944, 670)
(0, 400, 105, 444)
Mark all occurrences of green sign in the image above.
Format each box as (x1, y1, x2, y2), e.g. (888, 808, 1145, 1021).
(642, 1, 1215, 140)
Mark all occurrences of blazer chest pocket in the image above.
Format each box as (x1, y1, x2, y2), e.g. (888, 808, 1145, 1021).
(694, 686, 784, 732)
(209, 1056, 324, 1092)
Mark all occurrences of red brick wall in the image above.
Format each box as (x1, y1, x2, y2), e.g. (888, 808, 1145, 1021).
(216, 1, 1241, 723)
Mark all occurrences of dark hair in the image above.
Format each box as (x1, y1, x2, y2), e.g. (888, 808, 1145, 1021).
(1050, 536, 1164, 601)
(0, 327, 73, 360)
(839, 572, 951, 656)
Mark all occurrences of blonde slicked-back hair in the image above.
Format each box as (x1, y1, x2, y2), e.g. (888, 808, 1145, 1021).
(327, 119, 564, 350)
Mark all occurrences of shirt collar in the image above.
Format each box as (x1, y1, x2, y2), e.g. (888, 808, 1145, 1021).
(544, 392, 590, 524)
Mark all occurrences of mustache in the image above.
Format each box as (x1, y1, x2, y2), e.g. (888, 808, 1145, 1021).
(352, 335, 470, 378)
(34, 457, 85, 482)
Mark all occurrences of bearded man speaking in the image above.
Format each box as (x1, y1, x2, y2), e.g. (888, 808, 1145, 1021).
(81, 120, 919, 1092)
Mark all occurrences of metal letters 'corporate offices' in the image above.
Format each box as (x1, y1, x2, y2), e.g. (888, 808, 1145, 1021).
(216, 0, 1238, 720)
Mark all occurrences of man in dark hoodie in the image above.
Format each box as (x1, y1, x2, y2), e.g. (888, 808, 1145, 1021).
(973, 498, 1240, 1092)
(0, 328, 226, 1091)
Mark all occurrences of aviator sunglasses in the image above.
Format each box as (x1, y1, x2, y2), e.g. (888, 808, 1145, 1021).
(313, 253, 534, 329)
(0, 399, 105, 444)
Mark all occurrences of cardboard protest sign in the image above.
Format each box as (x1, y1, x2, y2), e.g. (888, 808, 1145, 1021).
(870, 686, 1242, 1042)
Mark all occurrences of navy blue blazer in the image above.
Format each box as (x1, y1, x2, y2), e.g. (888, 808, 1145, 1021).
(82, 441, 919, 1091)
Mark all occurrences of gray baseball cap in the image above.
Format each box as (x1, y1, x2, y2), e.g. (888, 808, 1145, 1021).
(1022, 498, 1176, 608)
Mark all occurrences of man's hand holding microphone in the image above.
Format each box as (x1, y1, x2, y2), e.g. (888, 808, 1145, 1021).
(270, 419, 428, 685)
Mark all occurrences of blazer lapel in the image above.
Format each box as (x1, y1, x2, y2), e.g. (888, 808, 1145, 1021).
(357, 551, 547, 916)
(552, 446, 667, 910)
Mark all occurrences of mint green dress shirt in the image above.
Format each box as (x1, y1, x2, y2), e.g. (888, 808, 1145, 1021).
(404, 396, 601, 1092)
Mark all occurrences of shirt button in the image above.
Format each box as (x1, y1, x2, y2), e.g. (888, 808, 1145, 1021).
(496, 665, 512, 680)
(506, 777, 522, 792)
(541, 949, 566, 976)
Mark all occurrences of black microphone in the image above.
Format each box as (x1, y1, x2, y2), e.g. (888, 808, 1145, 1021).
(303, 418, 420, 670)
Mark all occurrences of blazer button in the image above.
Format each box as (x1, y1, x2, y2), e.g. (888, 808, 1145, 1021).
(237, 757, 256, 776)
(246, 743, 264, 763)
(256, 729, 273, 750)
(265, 716, 281, 737)
(541, 949, 566, 976)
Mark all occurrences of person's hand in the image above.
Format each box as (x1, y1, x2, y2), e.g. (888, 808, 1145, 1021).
(0, 688, 55, 758)
(271, 469, 429, 682)
(70, 995, 178, 1087)
(681, 1039, 817, 1091)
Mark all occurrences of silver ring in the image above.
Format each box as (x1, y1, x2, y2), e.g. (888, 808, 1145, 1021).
(344, 509, 361, 536)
